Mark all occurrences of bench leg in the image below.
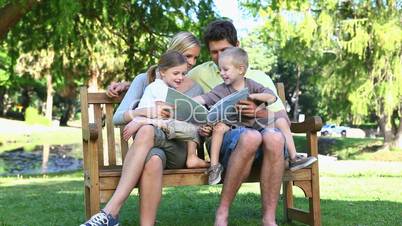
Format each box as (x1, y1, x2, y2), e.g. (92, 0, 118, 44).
(84, 173, 101, 219)
(283, 181, 294, 223)
(309, 164, 321, 226)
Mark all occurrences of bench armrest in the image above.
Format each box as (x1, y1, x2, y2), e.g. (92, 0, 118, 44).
(290, 116, 323, 134)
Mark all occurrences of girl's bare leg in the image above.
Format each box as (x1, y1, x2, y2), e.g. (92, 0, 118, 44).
(186, 141, 210, 168)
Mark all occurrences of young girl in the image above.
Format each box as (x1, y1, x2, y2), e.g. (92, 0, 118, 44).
(123, 51, 209, 169)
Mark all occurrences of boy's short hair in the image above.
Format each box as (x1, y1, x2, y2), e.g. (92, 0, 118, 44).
(220, 47, 249, 69)
(203, 20, 238, 50)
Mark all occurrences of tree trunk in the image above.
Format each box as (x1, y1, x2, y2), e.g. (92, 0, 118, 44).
(292, 64, 301, 122)
(45, 73, 53, 121)
(392, 105, 402, 149)
(88, 69, 99, 91)
(378, 112, 395, 146)
(59, 100, 74, 126)
(0, 0, 40, 39)
(0, 86, 5, 116)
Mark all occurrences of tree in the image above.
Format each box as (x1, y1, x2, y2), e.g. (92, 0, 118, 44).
(244, 0, 402, 148)
(0, 0, 218, 124)
(0, 0, 41, 39)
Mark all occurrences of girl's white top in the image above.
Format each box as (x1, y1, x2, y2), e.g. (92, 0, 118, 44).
(137, 79, 169, 109)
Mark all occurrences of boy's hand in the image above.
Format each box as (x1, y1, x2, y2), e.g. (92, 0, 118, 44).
(198, 124, 213, 137)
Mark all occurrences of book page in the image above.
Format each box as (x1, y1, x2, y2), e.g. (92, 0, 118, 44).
(207, 88, 249, 124)
(165, 88, 208, 124)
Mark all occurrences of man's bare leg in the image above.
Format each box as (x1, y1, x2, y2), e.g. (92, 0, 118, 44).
(138, 155, 164, 226)
(260, 130, 285, 226)
(215, 129, 262, 226)
(103, 125, 155, 217)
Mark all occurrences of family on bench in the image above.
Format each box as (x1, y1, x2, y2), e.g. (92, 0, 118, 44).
(80, 19, 319, 226)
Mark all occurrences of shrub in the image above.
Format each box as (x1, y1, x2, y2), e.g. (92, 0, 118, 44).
(25, 107, 52, 126)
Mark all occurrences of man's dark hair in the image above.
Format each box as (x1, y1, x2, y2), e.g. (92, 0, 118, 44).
(203, 20, 238, 50)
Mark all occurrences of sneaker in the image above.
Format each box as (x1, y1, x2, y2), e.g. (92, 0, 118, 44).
(289, 154, 317, 171)
(80, 210, 119, 226)
(207, 163, 223, 185)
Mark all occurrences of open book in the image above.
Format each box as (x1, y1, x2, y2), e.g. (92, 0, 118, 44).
(165, 88, 249, 124)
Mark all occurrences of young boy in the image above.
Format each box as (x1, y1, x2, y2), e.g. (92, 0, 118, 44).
(193, 47, 317, 184)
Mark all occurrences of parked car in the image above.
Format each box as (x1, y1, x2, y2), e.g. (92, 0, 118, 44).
(320, 124, 349, 137)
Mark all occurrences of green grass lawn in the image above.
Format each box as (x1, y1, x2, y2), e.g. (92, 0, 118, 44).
(1, 169, 401, 226)
(1, 119, 402, 225)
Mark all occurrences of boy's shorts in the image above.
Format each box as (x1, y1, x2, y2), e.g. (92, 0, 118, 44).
(144, 126, 187, 169)
(219, 127, 289, 168)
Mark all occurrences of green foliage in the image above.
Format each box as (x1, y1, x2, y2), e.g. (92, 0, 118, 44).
(0, 0, 218, 121)
(244, 0, 402, 131)
(24, 107, 51, 126)
(241, 32, 277, 72)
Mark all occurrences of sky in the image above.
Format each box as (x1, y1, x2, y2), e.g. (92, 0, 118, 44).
(213, 0, 263, 38)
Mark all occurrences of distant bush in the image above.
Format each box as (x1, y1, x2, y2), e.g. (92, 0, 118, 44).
(25, 107, 51, 126)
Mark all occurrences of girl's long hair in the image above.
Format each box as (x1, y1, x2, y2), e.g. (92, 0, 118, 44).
(147, 51, 187, 83)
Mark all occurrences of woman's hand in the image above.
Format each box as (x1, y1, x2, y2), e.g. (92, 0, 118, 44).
(198, 124, 213, 137)
(106, 82, 130, 98)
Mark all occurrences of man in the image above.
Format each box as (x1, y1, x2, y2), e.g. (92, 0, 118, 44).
(188, 20, 285, 226)
(107, 20, 285, 226)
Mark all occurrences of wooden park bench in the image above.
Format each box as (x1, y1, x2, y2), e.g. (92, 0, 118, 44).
(80, 83, 322, 225)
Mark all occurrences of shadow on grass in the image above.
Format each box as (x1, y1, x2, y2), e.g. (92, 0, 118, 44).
(1, 181, 401, 226)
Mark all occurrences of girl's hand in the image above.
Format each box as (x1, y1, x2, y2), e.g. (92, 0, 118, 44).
(152, 101, 173, 119)
(199, 124, 213, 137)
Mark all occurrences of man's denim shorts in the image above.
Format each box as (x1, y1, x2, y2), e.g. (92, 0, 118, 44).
(219, 127, 289, 168)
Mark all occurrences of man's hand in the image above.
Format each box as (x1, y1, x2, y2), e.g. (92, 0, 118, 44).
(198, 124, 213, 137)
(236, 99, 268, 118)
(153, 101, 174, 119)
(106, 82, 130, 98)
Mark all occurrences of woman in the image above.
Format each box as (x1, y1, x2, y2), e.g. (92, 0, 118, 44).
(81, 32, 205, 226)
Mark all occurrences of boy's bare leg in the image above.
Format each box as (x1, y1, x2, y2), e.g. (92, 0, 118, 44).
(274, 118, 297, 160)
(215, 129, 262, 226)
(186, 141, 210, 168)
(210, 123, 230, 166)
(260, 130, 285, 226)
(103, 125, 155, 217)
(139, 155, 164, 226)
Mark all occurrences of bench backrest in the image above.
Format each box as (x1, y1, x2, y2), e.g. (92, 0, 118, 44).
(80, 83, 287, 169)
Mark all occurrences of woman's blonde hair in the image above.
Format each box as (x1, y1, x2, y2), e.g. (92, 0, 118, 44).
(167, 32, 200, 54)
(148, 32, 200, 83)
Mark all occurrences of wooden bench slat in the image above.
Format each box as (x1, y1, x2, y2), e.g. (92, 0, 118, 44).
(105, 104, 116, 166)
(93, 104, 104, 166)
